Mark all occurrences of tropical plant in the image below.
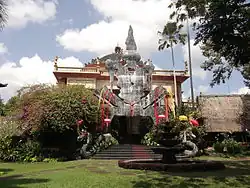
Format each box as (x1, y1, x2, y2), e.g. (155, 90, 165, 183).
(167, 0, 250, 87)
(158, 22, 187, 104)
(158, 22, 186, 51)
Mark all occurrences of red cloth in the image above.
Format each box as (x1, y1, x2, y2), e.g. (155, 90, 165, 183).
(190, 119, 199, 127)
(77, 119, 83, 126)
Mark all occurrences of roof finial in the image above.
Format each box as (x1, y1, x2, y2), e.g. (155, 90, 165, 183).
(125, 25, 137, 51)
(54, 56, 59, 71)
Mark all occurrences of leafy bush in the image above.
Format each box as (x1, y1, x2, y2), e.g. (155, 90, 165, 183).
(4, 96, 21, 116)
(0, 139, 42, 162)
(42, 158, 59, 163)
(213, 141, 225, 153)
(0, 84, 100, 161)
(213, 133, 244, 155)
(0, 117, 21, 137)
(15, 84, 99, 134)
(224, 138, 243, 154)
(0, 117, 43, 162)
(141, 132, 159, 146)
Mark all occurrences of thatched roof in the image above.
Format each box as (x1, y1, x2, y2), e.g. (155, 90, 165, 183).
(198, 94, 250, 132)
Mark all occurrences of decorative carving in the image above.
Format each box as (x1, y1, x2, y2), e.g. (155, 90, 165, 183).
(96, 25, 167, 119)
(54, 56, 59, 70)
(184, 61, 188, 73)
(125, 25, 137, 51)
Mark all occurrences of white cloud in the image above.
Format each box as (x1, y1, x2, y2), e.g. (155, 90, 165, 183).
(0, 55, 83, 101)
(182, 84, 209, 102)
(6, 0, 58, 28)
(197, 85, 209, 93)
(57, 0, 207, 79)
(182, 93, 189, 102)
(182, 39, 207, 79)
(0, 43, 8, 54)
(233, 87, 250, 95)
(56, 0, 174, 57)
(154, 64, 162, 70)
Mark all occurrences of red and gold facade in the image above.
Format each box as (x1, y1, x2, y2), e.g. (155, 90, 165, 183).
(53, 57, 189, 105)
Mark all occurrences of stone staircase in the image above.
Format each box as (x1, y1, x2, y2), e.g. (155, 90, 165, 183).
(91, 144, 162, 160)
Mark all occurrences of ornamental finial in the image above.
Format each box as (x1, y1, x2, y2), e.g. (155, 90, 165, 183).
(54, 56, 59, 70)
(125, 25, 137, 51)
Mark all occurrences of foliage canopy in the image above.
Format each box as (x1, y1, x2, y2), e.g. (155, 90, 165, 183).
(164, 0, 250, 87)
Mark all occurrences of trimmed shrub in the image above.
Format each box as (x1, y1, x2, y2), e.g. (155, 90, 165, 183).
(213, 141, 225, 153)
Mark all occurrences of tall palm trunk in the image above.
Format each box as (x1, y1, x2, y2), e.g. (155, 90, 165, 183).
(170, 41, 178, 107)
(0, 0, 8, 30)
(187, 16, 195, 109)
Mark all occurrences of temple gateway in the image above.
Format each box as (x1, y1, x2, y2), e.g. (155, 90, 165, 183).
(53, 26, 189, 143)
(53, 27, 189, 106)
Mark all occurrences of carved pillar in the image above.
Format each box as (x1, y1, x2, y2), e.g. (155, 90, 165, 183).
(54, 56, 59, 71)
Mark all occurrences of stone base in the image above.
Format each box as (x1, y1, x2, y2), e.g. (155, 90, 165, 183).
(151, 146, 185, 164)
(118, 159, 225, 172)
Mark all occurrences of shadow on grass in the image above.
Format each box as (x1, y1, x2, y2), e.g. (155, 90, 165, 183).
(0, 175, 49, 188)
(132, 160, 250, 188)
(0, 168, 13, 175)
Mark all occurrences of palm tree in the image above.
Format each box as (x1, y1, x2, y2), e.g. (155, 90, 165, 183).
(158, 22, 186, 107)
(0, 0, 8, 88)
(0, 0, 7, 30)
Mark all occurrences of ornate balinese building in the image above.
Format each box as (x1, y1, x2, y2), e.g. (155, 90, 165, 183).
(53, 58, 189, 105)
(53, 39, 189, 106)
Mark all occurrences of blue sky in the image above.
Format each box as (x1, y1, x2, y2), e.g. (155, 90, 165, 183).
(0, 0, 248, 101)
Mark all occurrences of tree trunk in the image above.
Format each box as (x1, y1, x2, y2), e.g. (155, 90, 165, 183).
(170, 41, 178, 107)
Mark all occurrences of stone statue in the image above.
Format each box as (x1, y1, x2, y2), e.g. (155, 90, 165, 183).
(95, 25, 167, 135)
(125, 25, 137, 51)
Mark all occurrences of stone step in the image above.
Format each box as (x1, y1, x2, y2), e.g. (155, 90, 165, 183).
(91, 144, 162, 160)
(100, 149, 154, 152)
(96, 152, 154, 155)
(91, 144, 190, 161)
(95, 153, 155, 156)
(92, 156, 162, 160)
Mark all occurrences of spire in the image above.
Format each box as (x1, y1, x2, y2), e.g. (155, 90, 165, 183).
(125, 25, 137, 51)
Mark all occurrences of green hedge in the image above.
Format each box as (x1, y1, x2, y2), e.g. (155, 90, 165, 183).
(0, 84, 101, 162)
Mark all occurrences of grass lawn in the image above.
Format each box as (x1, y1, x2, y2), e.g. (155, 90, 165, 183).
(0, 157, 250, 188)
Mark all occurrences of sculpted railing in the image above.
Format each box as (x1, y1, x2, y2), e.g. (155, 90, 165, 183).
(54, 66, 188, 76)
